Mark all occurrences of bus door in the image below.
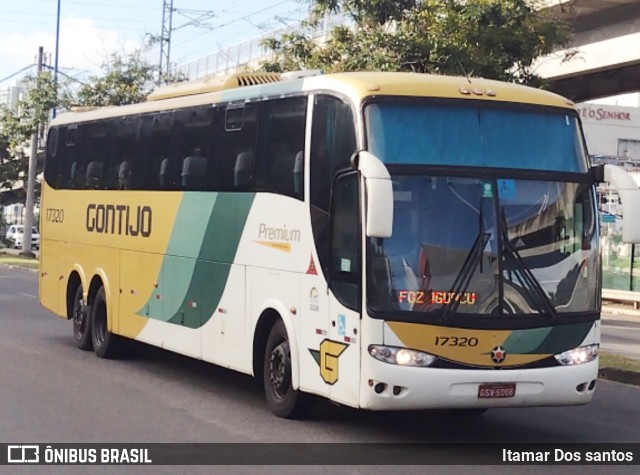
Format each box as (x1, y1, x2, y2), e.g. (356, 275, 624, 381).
(326, 171, 362, 406)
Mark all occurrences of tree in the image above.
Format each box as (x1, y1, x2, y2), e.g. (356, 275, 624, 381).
(0, 72, 57, 190)
(1, 44, 186, 190)
(68, 48, 185, 107)
(261, 0, 572, 86)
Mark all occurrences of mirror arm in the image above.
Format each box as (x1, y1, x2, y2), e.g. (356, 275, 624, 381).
(590, 164, 605, 184)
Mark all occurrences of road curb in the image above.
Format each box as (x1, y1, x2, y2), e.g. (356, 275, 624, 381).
(598, 367, 640, 386)
(0, 263, 38, 273)
(602, 304, 640, 319)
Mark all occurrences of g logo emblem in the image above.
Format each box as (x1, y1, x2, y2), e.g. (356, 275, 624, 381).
(309, 339, 348, 385)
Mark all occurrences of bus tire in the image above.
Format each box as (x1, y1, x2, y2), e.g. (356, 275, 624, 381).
(263, 319, 313, 419)
(90, 286, 122, 359)
(72, 285, 92, 350)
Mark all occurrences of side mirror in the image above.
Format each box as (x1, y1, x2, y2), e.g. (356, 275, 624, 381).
(604, 164, 640, 243)
(354, 151, 393, 238)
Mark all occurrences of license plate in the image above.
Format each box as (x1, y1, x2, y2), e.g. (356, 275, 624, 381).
(478, 383, 516, 398)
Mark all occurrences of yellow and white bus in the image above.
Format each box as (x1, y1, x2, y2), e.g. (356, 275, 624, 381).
(40, 71, 640, 418)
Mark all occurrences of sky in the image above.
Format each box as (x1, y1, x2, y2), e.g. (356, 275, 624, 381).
(0, 0, 307, 85)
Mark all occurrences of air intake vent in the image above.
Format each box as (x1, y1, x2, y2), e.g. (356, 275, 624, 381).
(147, 72, 282, 101)
(235, 73, 281, 87)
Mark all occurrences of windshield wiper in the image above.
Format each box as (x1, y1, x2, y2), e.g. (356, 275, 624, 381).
(500, 209, 559, 320)
(441, 231, 491, 323)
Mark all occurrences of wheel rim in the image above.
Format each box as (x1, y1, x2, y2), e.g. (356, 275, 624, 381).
(94, 299, 107, 346)
(268, 340, 291, 399)
(72, 295, 87, 339)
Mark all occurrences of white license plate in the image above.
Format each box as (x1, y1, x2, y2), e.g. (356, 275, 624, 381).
(478, 383, 516, 398)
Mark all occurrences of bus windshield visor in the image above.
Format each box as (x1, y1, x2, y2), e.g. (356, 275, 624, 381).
(365, 102, 587, 172)
(367, 176, 599, 317)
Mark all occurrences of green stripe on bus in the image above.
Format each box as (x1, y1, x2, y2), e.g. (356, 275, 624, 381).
(163, 194, 218, 319)
(138, 192, 255, 328)
(503, 322, 594, 355)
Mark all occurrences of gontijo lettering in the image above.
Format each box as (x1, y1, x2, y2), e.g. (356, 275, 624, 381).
(86, 204, 152, 237)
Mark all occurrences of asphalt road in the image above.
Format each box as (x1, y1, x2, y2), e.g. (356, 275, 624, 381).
(1, 266, 639, 475)
(601, 317, 640, 360)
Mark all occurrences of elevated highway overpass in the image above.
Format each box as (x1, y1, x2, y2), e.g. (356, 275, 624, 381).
(176, 0, 640, 103)
(541, 0, 640, 101)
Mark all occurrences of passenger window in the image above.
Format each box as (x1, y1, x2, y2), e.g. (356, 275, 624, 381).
(215, 103, 258, 191)
(254, 97, 307, 199)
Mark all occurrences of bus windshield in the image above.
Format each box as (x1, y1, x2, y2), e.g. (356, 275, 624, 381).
(368, 175, 598, 318)
(365, 101, 588, 172)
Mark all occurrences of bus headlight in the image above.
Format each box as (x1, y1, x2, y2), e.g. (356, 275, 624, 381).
(554, 344, 599, 365)
(368, 345, 436, 367)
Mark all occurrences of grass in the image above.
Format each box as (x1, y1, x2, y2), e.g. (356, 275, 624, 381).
(600, 351, 640, 373)
(0, 252, 39, 269)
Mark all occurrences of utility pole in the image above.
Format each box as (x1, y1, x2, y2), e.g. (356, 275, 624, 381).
(158, 0, 215, 82)
(20, 46, 44, 258)
(159, 0, 174, 81)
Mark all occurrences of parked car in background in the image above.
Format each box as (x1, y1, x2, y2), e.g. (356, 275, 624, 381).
(5, 225, 40, 250)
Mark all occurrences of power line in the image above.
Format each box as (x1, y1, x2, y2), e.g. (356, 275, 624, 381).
(170, 1, 302, 60)
(0, 64, 36, 84)
(29, 0, 156, 9)
(0, 18, 155, 31)
(42, 64, 89, 86)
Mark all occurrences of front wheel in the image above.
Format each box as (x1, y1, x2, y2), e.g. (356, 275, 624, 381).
(90, 286, 122, 358)
(263, 320, 313, 419)
(72, 285, 92, 350)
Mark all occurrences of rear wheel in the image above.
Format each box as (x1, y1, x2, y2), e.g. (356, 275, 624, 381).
(90, 286, 122, 358)
(72, 285, 92, 350)
(263, 320, 313, 419)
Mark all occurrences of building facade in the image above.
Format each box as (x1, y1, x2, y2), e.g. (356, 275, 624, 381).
(577, 103, 640, 162)
(0, 84, 25, 113)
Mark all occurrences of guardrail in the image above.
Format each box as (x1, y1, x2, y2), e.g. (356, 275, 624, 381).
(602, 288, 640, 309)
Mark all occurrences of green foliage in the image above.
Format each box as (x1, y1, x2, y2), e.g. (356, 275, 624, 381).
(1, 47, 185, 191)
(310, 0, 418, 26)
(262, 0, 571, 85)
(0, 72, 57, 189)
(69, 50, 185, 107)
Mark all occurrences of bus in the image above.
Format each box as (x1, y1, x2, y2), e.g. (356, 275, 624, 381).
(40, 71, 640, 418)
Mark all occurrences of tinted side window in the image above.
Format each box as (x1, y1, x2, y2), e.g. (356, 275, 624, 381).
(176, 106, 215, 190)
(146, 112, 178, 190)
(44, 127, 61, 188)
(310, 95, 357, 212)
(67, 125, 87, 189)
(214, 103, 258, 191)
(309, 95, 357, 277)
(83, 122, 110, 189)
(254, 97, 307, 199)
(330, 172, 361, 310)
(108, 117, 137, 190)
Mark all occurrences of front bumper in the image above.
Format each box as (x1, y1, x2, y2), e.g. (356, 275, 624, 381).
(359, 357, 598, 410)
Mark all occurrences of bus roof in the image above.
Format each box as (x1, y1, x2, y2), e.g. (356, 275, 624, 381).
(50, 71, 574, 126)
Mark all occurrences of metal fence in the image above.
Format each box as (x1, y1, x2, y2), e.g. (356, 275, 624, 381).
(176, 14, 344, 80)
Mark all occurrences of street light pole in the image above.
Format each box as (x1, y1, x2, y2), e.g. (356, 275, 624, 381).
(53, 0, 61, 118)
(20, 47, 44, 258)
